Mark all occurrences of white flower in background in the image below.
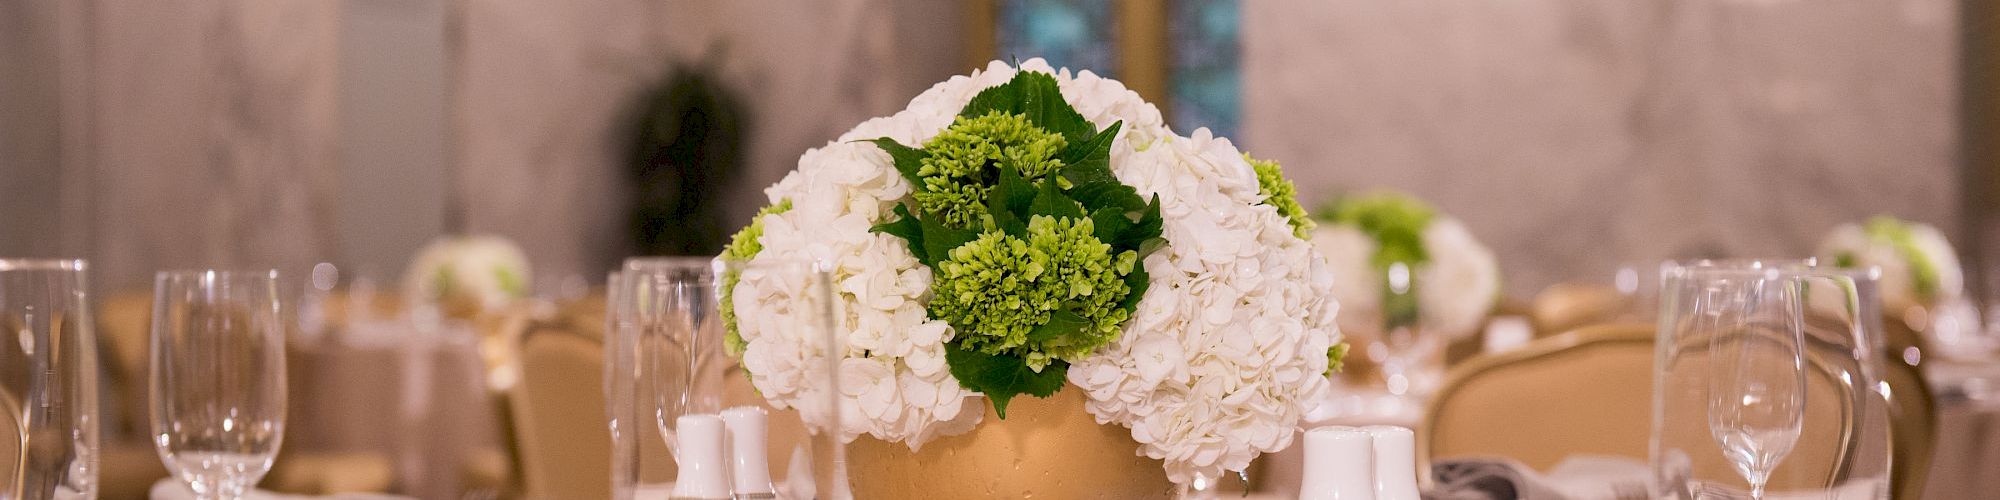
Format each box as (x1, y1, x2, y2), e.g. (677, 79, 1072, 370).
(1417, 219, 1503, 336)
(1309, 194, 1499, 340)
(1817, 216, 1964, 314)
(728, 59, 1343, 483)
(402, 234, 531, 314)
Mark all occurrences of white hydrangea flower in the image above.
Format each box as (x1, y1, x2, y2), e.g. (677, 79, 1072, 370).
(736, 59, 1344, 483)
(1067, 126, 1341, 484)
(1418, 219, 1502, 338)
(1816, 218, 1964, 313)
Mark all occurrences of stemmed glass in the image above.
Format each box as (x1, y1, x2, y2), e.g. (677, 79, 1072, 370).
(0, 259, 100, 499)
(149, 270, 288, 500)
(1698, 270, 1806, 499)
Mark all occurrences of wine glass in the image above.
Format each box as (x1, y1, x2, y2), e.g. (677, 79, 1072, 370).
(1703, 273, 1806, 499)
(0, 259, 100, 499)
(149, 270, 288, 500)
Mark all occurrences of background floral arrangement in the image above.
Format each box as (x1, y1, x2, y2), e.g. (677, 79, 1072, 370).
(402, 234, 532, 315)
(1308, 191, 1499, 339)
(720, 59, 1343, 484)
(1818, 215, 1964, 313)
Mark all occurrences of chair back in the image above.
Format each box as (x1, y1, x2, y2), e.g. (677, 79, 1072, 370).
(1881, 316, 1938, 500)
(509, 322, 613, 500)
(1423, 323, 1859, 490)
(95, 291, 153, 436)
(0, 385, 21, 497)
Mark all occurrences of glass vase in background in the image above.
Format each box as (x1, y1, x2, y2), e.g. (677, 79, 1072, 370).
(1654, 261, 1893, 500)
(612, 257, 843, 499)
(0, 259, 99, 499)
(150, 270, 288, 500)
(1316, 260, 1444, 426)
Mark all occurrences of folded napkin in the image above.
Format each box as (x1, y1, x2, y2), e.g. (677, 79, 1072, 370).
(1426, 457, 1575, 500)
(149, 479, 413, 500)
(1426, 455, 1653, 500)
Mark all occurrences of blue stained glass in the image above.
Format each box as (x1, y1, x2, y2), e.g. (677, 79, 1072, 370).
(1169, 0, 1240, 139)
(998, 0, 1119, 78)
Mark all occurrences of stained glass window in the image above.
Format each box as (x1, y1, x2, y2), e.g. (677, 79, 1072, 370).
(1169, 0, 1240, 139)
(997, 0, 1119, 78)
(993, 0, 1241, 137)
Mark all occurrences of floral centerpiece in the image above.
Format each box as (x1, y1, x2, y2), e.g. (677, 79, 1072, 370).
(1817, 215, 1964, 314)
(1309, 191, 1499, 342)
(403, 234, 532, 317)
(720, 59, 1343, 486)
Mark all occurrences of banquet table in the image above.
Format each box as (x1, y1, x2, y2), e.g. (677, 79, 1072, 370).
(1920, 359, 2000, 500)
(287, 318, 503, 499)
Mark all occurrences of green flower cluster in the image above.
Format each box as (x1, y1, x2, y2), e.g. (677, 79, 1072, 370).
(1862, 215, 1943, 302)
(931, 216, 1137, 372)
(720, 199, 792, 356)
(916, 112, 1070, 229)
(868, 70, 1164, 417)
(1326, 343, 1350, 377)
(1247, 154, 1314, 239)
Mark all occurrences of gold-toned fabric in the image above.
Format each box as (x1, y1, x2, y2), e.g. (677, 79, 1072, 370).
(847, 388, 1173, 499)
(0, 386, 20, 498)
(509, 326, 613, 500)
(94, 290, 153, 436)
(1527, 283, 1630, 336)
(1423, 323, 1856, 490)
(1881, 315, 1938, 500)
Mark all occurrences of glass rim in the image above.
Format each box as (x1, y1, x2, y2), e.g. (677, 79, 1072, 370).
(154, 269, 282, 281)
(0, 258, 86, 272)
(1661, 258, 1877, 281)
(621, 255, 831, 274)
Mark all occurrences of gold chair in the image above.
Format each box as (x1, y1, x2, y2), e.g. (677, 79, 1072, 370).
(1880, 315, 1938, 500)
(1527, 283, 1631, 337)
(508, 322, 614, 500)
(1422, 323, 1859, 491)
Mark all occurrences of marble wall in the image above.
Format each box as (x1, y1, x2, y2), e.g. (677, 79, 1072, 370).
(0, 1, 1965, 297)
(0, 1, 342, 292)
(1243, 0, 1960, 294)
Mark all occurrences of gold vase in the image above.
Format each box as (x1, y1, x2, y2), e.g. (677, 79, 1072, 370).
(846, 387, 1175, 499)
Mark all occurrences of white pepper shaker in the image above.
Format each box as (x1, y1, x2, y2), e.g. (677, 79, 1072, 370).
(1363, 426, 1421, 500)
(1299, 426, 1377, 500)
(722, 407, 779, 499)
(672, 414, 731, 500)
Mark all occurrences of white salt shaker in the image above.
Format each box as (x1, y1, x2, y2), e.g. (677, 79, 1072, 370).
(1363, 426, 1421, 500)
(1299, 426, 1377, 500)
(672, 414, 731, 500)
(722, 407, 779, 499)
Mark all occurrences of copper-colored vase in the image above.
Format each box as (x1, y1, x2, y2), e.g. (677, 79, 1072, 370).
(846, 387, 1175, 499)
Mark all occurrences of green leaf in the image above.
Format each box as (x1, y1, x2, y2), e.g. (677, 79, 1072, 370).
(945, 343, 1068, 419)
(993, 165, 1038, 217)
(1109, 195, 1164, 251)
(1118, 266, 1151, 311)
(1058, 121, 1121, 186)
(1029, 178, 1086, 220)
(1028, 309, 1092, 343)
(920, 216, 979, 266)
(1067, 180, 1146, 214)
(867, 138, 929, 185)
(872, 204, 930, 265)
(961, 71, 1095, 145)
(1089, 207, 1134, 246)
